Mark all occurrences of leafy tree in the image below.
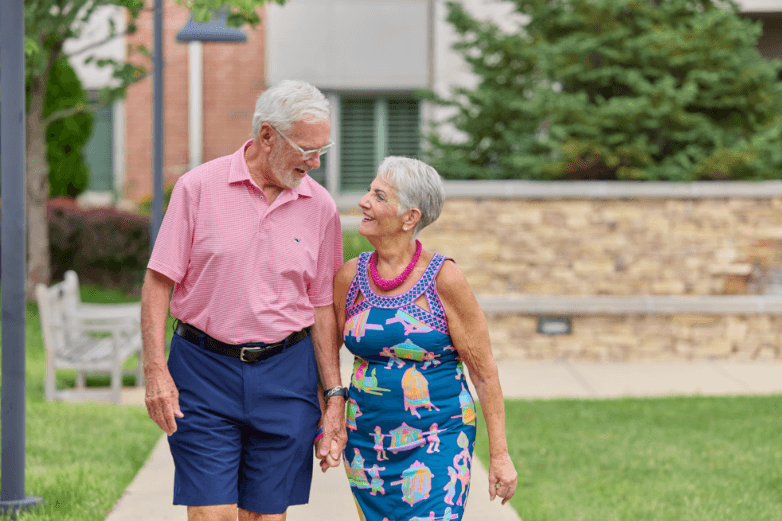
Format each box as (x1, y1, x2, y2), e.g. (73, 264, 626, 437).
(426, 0, 782, 181)
(45, 58, 93, 197)
(20, 0, 284, 299)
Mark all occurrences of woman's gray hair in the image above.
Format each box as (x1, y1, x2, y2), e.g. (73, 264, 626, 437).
(377, 156, 445, 237)
(251, 80, 330, 138)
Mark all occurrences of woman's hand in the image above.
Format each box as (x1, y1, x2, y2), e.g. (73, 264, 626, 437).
(488, 452, 518, 505)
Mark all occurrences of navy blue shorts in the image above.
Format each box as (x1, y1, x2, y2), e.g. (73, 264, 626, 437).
(166, 330, 320, 514)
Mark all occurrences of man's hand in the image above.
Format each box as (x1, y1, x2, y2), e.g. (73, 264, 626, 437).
(315, 397, 347, 472)
(141, 269, 179, 434)
(145, 368, 184, 435)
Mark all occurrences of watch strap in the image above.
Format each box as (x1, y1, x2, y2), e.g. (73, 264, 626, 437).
(323, 385, 349, 401)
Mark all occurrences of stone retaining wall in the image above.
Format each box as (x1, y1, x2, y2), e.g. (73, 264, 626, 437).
(410, 196, 782, 361)
(418, 198, 782, 296)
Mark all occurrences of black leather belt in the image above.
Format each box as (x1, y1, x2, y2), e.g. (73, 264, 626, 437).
(174, 321, 310, 363)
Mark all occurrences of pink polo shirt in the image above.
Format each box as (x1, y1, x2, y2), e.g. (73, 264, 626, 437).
(148, 140, 343, 344)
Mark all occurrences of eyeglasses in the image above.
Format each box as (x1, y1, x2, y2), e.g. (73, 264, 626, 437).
(271, 125, 334, 161)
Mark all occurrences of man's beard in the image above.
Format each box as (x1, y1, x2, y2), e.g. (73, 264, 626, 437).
(269, 145, 303, 189)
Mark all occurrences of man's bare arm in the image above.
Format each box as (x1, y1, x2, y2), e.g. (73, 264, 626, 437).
(141, 268, 182, 435)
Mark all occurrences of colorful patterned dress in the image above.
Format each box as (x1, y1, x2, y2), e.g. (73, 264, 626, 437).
(343, 252, 477, 521)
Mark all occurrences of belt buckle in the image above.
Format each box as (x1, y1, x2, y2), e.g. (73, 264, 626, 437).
(240, 345, 266, 363)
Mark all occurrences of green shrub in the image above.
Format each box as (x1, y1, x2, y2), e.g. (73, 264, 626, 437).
(45, 59, 93, 197)
(427, 0, 782, 181)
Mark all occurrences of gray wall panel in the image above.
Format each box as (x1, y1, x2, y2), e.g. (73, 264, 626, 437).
(268, 0, 429, 89)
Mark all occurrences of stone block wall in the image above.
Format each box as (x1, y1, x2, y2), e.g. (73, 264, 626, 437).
(412, 195, 782, 361)
(418, 198, 782, 297)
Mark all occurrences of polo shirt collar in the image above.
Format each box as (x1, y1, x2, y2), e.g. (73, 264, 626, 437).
(229, 139, 314, 199)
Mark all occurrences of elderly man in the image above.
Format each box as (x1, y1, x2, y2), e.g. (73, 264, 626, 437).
(141, 80, 347, 521)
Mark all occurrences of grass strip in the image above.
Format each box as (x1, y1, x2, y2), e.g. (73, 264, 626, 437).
(9, 402, 161, 521)
(474, 396, 782, 521)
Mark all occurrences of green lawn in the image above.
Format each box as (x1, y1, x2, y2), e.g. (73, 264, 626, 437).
(17, 401, 161, 521)
(474, 396, 782, 521)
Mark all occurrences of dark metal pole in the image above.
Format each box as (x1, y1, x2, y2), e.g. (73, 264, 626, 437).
(0, 0, 44, 516)
(151, 0, 165, 246)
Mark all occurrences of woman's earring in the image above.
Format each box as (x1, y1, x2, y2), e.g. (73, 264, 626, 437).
(403, 226, 408, 231)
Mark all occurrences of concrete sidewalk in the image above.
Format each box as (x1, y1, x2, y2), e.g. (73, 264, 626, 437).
(106, 360, 782, 521)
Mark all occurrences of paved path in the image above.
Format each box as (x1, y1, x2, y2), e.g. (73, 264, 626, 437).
(106, 360, 782, 521)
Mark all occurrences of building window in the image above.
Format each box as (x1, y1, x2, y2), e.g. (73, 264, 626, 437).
(338, 96, 420, 193)
(307, 95, 420, 194)
(84, 94, 114, 192)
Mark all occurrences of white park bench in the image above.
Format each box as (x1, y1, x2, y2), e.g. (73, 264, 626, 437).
(35, 270, 144, 403)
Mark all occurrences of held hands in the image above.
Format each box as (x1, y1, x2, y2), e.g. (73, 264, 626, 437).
(488, 452, 518, 505)
(144, 369, 184, 436)
(315, 397, 348, 472)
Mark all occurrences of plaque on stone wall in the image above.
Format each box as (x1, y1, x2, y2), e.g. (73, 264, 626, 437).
(537, 316, 571, 335)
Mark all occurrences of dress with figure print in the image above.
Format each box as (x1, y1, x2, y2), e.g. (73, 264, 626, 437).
(343, 251, 477, 521)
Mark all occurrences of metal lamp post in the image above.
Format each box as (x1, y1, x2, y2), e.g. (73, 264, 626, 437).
(150, 6, 247, 247)
(151, 0, 165, 247)
(0, 0, 45, 516)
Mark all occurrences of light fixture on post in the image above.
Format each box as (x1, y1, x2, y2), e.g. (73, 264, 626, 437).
(176, 9, 248, 43)
(176, 10, 247, 172)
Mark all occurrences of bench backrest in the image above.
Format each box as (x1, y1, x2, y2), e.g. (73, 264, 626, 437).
(35, 271, 81, 355)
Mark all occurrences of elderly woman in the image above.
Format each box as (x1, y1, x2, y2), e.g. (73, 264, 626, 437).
(333, 156, 517, 521)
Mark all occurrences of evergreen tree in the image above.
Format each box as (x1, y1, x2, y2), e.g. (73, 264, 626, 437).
(427, 0, 782, 181)
(45, 59, 93, 197)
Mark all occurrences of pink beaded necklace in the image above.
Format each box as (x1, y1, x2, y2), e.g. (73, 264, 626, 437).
(369, 240, 422, 291)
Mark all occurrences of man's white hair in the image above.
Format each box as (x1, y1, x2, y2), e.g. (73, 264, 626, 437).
(251, 80, 330, 138)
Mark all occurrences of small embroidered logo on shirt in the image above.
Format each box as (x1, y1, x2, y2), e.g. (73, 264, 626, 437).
(294, 238, 301, 243)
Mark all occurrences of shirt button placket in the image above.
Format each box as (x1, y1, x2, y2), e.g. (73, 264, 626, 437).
(258, 192, 268, 230)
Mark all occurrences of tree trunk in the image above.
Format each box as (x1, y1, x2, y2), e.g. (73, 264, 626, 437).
(26, 82, 50, 301)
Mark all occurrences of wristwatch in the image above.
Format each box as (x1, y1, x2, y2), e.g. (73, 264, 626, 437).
(323, 386, 349, 402)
